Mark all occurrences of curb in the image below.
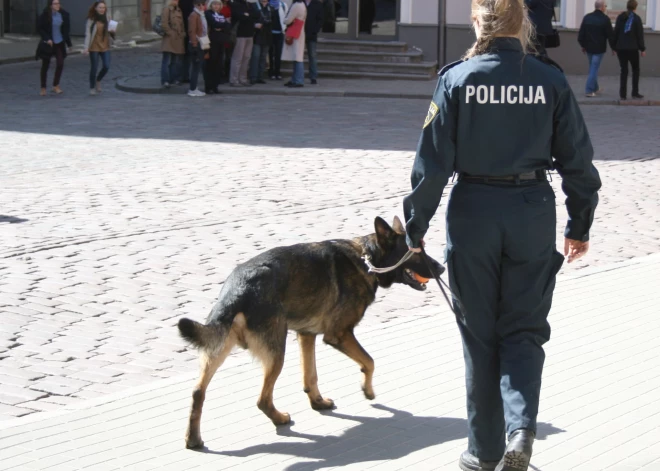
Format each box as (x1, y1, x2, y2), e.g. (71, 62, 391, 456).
(0, 37, 160, 67)
(115, 76, 659, 104)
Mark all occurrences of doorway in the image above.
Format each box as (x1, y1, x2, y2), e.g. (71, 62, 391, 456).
(141, 0, 151, 30)
(320, 0, 398, 40)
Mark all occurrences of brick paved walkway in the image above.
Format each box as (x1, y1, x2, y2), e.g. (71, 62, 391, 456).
(1, 45, 660, 469)
(0, 255, 659, 470)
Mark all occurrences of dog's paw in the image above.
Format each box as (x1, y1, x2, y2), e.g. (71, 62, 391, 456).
(272, 412, 291, 426)
(185, 437, 205, 449)
(362, 387, 376, 401)
(311, 397, 335, 410)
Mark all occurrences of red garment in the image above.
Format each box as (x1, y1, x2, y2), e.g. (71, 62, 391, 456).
(221, 5, 232, 49)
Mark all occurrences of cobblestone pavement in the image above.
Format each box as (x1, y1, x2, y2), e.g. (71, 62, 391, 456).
(0, 47, 659, 420)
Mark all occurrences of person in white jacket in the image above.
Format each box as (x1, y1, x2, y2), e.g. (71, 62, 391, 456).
(267, 0, 288, 80)
(281, 0, 306, 87)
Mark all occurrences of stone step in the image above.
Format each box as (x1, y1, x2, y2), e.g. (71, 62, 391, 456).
(316, 38, 408, 53)
(313, 70, 435, 81)
(288, 59, 437, 78)
(312, 48, 423, 64)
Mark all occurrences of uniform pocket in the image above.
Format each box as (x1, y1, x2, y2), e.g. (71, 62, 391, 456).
(523, 185, 556, 205)
(542, 250, 565, 298)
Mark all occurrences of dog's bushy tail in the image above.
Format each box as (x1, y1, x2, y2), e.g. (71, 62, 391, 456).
(178, 318, 230, 354)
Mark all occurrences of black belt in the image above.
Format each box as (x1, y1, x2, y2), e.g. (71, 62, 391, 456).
(458, 170, 547, 184)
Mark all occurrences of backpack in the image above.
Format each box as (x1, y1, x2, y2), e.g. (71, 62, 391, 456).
(153, 15, 165, 36)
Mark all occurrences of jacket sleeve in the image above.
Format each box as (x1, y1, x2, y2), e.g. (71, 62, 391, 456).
(83, 20, 91, 50)
(38, 13, 50, 41)
(315, 4, 324, 32)
(403, 76, 458, 248)
(577, 18, 586, 49)
(606, 16, 615, 51)
(613, 15, 622, 50)
(188, 15, 198, 45)
(636, 15, 646, 52)
(551, 81, 601, 242)
(63, 13, 72, 47)
(162, 7, 172, 36)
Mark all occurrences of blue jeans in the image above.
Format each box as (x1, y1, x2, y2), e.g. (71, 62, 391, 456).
(306, 39, 318, 80)
(89, 51, 110, 89)
(249, 44, 269, 82)
(189, 45, 204, 91)
(161, 52, 181, 85)
(586, 53, 604, 94)
(292, 61, 304, 85)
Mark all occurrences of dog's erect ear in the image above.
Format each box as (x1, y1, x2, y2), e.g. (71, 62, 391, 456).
(375, 217, 395, 248)
(392, 216, 405, 234)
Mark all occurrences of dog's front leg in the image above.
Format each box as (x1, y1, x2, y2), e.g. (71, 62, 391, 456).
(298, 333, 335, 410)
(324, 330, 375, 400)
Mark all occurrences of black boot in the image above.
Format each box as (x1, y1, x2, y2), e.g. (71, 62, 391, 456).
(459, 450, 499, 471)
(495, 429, 535, 471)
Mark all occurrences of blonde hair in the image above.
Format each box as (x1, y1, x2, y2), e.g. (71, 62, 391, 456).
(463, 0, 534, 59)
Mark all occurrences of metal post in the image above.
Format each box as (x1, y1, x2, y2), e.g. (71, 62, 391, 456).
(437, 0, 446, 67)
(348, 0, 359, 39)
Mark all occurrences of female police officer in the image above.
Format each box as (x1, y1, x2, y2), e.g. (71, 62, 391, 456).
(402, 1, 601, 470)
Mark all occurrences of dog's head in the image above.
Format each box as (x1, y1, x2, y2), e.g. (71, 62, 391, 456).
(369, 216, 445, 291)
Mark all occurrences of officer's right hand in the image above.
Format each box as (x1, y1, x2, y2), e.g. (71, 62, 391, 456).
(564, 238, 590, 264)
(408, 239, 425, 254)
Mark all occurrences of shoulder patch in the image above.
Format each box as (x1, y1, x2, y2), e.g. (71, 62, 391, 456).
(437, 60, 464, 77)
(423, 101, 439, 129)
(531, 54, 564, 74)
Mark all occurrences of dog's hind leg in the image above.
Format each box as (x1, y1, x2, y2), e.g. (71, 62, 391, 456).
(248, 319, 291, 426)
(184, 324, 238, 449)
(297, 333, 335, 411)
(324, 329, 376, 400)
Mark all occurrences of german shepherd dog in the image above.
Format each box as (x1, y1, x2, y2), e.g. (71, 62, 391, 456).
(177, 216, 444, 449)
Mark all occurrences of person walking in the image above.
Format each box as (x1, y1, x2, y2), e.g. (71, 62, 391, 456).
(83, 1, 115, 96)
(161, 0, 186, 88)
(249, 0, 273, 84)
(229, 0, 259, 86)
(578, 0, 615, 97)
(37, 0, 72, 96)
(613, 0, 646, 100)
(402, 0, 601, 470)
(187, 0, 208, 96)
(268, 0, 288, 80)
(205, 0, 231, 93)
(524, 0, 557, 56)
(304, 0, 323, 85)
(282, 0, 306, 88)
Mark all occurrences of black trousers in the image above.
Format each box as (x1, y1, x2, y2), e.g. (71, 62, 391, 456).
(41, 42, 66, 88)
(446, 180, 564, 461)
(617, 50, 640, 98)
(204, 41, 226, 91)
(269, 33, 284, 77)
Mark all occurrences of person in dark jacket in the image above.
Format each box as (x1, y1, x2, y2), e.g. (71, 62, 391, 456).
(524, 0, 556, 56)
(229, 0, 259, 86)
(249, 0, 273, 84)
(205, 0, 231, 93)
(613, 0, 646, 100)
(179, 0, 194, 82)
(578, 0, 615, 97)
(304, 0, 323, 84)
(321, 0, 336, 33)
(358, 0, 375, 34)
(37, 0, 72, 96)
(404, 0, 601, 470)
(268, 0, 288, 80)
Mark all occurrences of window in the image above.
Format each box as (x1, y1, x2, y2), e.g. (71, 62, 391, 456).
(607, 0, 648, 25)
(554, 0, 562, 24)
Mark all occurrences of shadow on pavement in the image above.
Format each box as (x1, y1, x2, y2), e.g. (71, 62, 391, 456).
(0, 215, 29, 224)
(206, 404, 566, 470)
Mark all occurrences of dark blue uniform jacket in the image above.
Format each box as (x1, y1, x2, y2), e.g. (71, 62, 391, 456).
(403, 38, 601, 248)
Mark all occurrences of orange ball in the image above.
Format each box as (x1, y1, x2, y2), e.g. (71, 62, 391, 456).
(413, 272, 431, 284)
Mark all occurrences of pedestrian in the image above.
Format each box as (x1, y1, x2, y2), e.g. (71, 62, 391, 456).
(180, 0, 194, 82)
(524, 0, 557, 56)
(161, 0, 186, 88)
(187, 0, 208, 96)
(268, 0, 288, 80)
(37, 0, 72, 96)
(83, 1, 115, 96)
(578, 1, 615, 98)
(229, 0, 259, 87)
(321, 0, 336, 33)
(249, 0, 273, 84)
(613, 0, 646, 100)
(205, 0, 231, 93)
(304, 0, 324, 85)
(220, 0, 233, 83)
(402, 0, 601, 470)
(358, 0, 375, 34)
(282, 0, 307, 88)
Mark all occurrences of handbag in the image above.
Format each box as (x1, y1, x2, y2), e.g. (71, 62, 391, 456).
(200, 35, 211, 50)
(284, 18, 304, 44)
(544, 10, 561, 49)
(35, 40, 53, 61)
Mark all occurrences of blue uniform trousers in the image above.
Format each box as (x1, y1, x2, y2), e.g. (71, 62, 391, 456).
(446, 180, 564, 461)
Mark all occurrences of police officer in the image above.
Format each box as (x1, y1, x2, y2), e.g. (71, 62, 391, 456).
(402, 1, 601, 470)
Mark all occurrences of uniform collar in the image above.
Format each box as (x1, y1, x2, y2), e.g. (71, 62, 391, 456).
(486, 37, 523, 53)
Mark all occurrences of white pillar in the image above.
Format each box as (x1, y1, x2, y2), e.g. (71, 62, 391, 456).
(649, 0, 660, 30)
(400, 0, 414, 24)
(563, 0, 579, 28)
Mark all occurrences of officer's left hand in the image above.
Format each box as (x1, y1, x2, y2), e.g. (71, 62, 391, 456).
(408, 239, 425, 254)
(564, 238, 590, 264)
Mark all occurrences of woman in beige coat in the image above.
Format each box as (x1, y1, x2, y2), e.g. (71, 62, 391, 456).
(161, 0, 185, 87)
(281, 0, 306, 87)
